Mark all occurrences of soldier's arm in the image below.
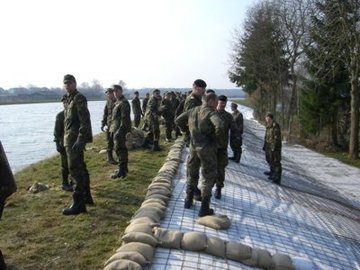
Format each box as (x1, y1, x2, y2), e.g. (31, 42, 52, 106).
(238, 113, 244, 134)
(75, 95, 92, 143)
(53, 113, 62, 143)
(120, 102, 131, 132)
(175, 111, 189, 132)
(273, 124, 282, 151)
(210, 112, 226, 149)
(101, 103, 108, 128)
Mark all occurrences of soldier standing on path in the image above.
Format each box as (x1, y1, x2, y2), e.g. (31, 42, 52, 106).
(161, 92, 175, 142)
(110, 84, 132, 179)
(263, 112, 282, 185)
(62, 74, 93, 215)
(53, 95, 73, 192)
(143, 89, 162, 151)
(214, 95, 240, 199)
(229, 102, 244, 163)
(101, 88, 117, 165)
(131, 91, 142, 128)
(176, 93, 225, 217)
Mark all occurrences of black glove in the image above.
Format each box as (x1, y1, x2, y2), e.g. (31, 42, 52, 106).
(72, 139, 85, 152)
(56, 143, 65, 153)
(262, 145, 266, 151)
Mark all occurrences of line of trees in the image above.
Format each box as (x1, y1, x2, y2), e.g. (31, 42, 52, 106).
(229, 0, 359, 159)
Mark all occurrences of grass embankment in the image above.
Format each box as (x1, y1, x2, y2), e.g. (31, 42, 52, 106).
(233, 98, 360, 169)
(0, 133, 173, 270)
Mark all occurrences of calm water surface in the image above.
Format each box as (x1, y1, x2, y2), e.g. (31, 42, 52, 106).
(0, 100, 105, 172)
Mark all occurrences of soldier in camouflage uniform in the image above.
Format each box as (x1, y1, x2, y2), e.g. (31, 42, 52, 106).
(131, 91, 142, 128)
(229, 102, 244, 163)
(62, 74, 93, 215)
(110, 85, 132, 179)
(143, 89, 162, 151)
(215, 96, 240, 199)
(101, 88, 117, 165)
(263, 112, 282, 185)
(161, 92, 175, 142)
(176, 93, 225, 217)
(53, 95, 72, 192)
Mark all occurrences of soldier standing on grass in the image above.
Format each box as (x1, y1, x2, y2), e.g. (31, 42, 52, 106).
(263, 112, 282, 185)
(143, 89, 162, 151)
(110, 84, 132, 179)
(101, 87, 117, 165)
(161, 92, 175, 142)
(53, 95, 73, 192)
(62, 74, 93, 215)
(214, 95, 240, 199)
(229, 102, 244, 163)
(176, 93, 225, 217)
(131, 91, 142, 128)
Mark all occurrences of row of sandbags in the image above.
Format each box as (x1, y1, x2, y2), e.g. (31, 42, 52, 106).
(103, 140, 184, 270)
(103, 139, 296, 270)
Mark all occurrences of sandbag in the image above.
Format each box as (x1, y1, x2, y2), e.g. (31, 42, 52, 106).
(116, 242, 155, 262)
(181, 231, 207, 251)
(104, 259, 142, 270)
(124, 223, 153, 235)
(104, 251, 147, 267)
(131, 207, 163, 222)
(141, 198, 167, 208)
(125, 127, 145, 150)
(242, 248, 273, 269)
(225, 241, 252, 262)
(204, 236, 226, 258)
(129, 216, 159, 227)
(271, 253, 294, 270)
(197, 215, 231, 230)
(153, 227, 183, 249)
(145, 193, 170, 204)
(145, 188, 171, 198)
(122, 232, 158, 247)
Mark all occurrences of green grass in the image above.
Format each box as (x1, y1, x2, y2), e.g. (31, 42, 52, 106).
(0, 132, 173, 270)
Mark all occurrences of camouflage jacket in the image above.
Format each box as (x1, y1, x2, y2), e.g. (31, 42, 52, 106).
(142, 96, 149, 114)
(217, 109, 240, 149)
(54, 110, 65, 145)
(232, 109, 244, 134)
(131, 96, 142, 116)
(161, 98, 175, 120)
(264, 120, 282, 152)
(176, 104, 225, 149)
(144, 96, 161, 122)
(102, 99, 115, 128)
(183, 93, 202, 112)
(64, 90, 93, 147)
(110, 95, 132, 137)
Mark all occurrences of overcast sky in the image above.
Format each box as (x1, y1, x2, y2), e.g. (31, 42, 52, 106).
(0, 0, 254, 90)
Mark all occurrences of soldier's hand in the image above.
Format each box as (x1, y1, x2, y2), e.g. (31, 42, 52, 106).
(72, 140, 85, 152)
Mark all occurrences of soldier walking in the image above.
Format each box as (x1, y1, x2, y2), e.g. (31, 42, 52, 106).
(263, 112, 282, 185)
(53, 95, 73, 191)
(176, 93, 225, 217)
(229, 102, 244, 163)
(62, 74, 93, 215)
(131, 91, 142, 128)
(110, 84, 132, 179)
(101, 87, 117, 165)
(215, 96, 240, 199)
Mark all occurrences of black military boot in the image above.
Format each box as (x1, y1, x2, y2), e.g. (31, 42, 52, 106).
(63, 192, 87, 215)
(61, 170, 73, 192)
(142, 138, 152, 149)
(0, 200, 5, 220)
(184, 185, 194, 209)
(198, 196, 215, 217)
(152, 141, 161, 151)
(0, 250, 6, 270)
(193, 186, 202, 201)
(107, 151, 118, 165)
(84, 187, 94, 205)
(234, 152, 241, 163)
(111, 164, 127, 179)
(214, 187, 222, 199)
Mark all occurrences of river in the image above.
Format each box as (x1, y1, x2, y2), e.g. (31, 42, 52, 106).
(0, 100, 106, 172)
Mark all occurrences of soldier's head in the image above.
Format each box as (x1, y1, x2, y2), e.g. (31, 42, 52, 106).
(111, 84, 123, 99)
(134, 91, 139, 97)
(105, 87, 116, 101)
(206, 89, 215, 95)
(231, 102, 238, 112)
(192, 79, 207, 97)
(217, 95, 227, 111)
(145, 92, 150, 98)
(152, 89, 161, 99)
(63, 74, 77, 94)
(265, 112, 274, 124)
(204, 93, 218, 109)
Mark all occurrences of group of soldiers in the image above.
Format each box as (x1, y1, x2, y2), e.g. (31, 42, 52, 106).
(53, 74, 282, 217)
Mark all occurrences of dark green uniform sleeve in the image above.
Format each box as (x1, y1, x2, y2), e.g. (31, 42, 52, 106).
(175, 110, 190, 132)
(209, 111, 225, 149)
(102, 103, 108, 127)
(54, 111, 64, 144)
(75, 94, 93, 143)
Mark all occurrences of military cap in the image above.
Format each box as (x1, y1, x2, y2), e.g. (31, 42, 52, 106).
(105, 87, 114, 93)
(63, 74, 76, 83)
(218, 95, 227, 102)
(194, 79, 207, 88)
(111, 84, 123, 91)
(266, 112, 274, 119)
(206, 89, 215, 94)
(61, 94, 68, 101)
(134, 91, 139, 95)
(153, 89, 160, 94)
(231, 102, 238, 108)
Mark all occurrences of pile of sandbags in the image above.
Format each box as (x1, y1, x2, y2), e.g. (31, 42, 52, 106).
(125, 127, 145, 150)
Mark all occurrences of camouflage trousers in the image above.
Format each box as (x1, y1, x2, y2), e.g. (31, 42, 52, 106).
(265, 149, 282, 179)
(59, 150, 69, 184)
(106, 131, 114, 152)
(133, 113, 141, 128)
(216, 148, 229, 188)
(114, 134, 128, 167)
(145, 118, 160, 143)
(187, 145, 217, 198)
(65, 146, 89, 194)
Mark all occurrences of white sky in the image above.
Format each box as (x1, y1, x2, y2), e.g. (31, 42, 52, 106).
(0, 0, 254, 89)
